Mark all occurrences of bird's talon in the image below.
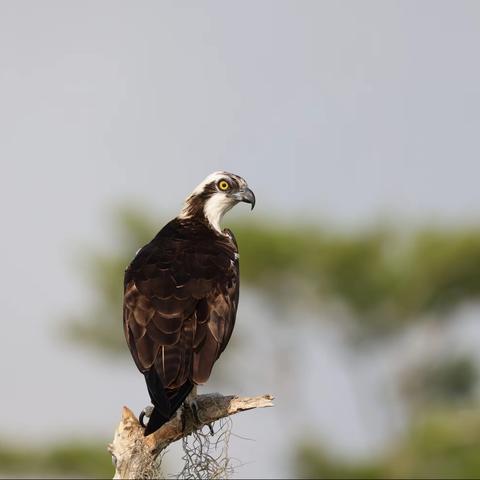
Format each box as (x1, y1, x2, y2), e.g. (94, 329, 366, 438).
(139, 405, 154, 428)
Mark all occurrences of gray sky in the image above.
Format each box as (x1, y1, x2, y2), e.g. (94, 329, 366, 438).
(2, 0, 480, 315)
(1, 0, 480, 476)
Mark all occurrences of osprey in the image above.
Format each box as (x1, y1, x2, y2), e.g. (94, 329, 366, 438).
(123, 171, 255, 435)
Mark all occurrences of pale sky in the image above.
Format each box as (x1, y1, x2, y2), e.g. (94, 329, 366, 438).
(1, 0, 479, 313)
(1, 1, 480, 476)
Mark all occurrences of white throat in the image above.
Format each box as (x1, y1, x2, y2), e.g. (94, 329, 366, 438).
(203, 194, 234, 233)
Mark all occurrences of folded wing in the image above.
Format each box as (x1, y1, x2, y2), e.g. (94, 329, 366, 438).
(123, 224, 239, 414)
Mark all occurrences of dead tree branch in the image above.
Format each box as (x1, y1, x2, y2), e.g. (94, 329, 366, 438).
(108, 393, 274, 479)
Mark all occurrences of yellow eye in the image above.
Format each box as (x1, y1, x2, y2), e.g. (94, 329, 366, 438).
(218, 180, 230, 191)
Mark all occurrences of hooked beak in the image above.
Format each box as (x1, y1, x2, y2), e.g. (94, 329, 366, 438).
(232, 187, 256, 210)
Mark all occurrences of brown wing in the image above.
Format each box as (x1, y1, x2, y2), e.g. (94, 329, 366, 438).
(123, 221, 239, 395)
(192, 268, 239, 383)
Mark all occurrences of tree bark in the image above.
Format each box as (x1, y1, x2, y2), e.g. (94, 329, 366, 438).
(108, 393, 274, 479)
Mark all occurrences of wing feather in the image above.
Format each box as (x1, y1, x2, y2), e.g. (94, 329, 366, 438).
(123, 220, 239, 403)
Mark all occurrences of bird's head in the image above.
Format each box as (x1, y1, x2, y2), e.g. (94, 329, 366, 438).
(179, 171, 255, 233)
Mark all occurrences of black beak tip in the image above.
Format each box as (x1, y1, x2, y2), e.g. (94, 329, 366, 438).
(246, 188, 255, 211)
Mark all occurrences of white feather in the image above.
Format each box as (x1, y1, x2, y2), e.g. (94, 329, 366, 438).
(203, 193, 235, 233)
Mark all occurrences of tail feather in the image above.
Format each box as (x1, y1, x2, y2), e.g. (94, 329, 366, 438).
(143, 371, 195, 436)
(144, 406, 170, 436)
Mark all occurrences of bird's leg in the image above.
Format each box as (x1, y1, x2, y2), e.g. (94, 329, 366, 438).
(182, 386, 215, 435)
(177, 405, 187, 432)
(185, 386, 200, 424)
(179, 385, 201, 431)
(139, 404, 154, 428)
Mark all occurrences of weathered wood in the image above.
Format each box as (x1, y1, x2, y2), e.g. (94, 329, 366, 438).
(109, 393, 274, 479)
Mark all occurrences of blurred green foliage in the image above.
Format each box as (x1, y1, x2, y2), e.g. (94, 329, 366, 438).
(0, 440, 112, 477)
(236, 223, 480, 331)
(66, 206, 159, 353)
(296, 406, 480, 479)
(402, 356, 478, 408)
(65, 206, 480, 352)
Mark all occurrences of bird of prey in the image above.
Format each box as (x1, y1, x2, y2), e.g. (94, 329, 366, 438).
(123, 171, 255, 435)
